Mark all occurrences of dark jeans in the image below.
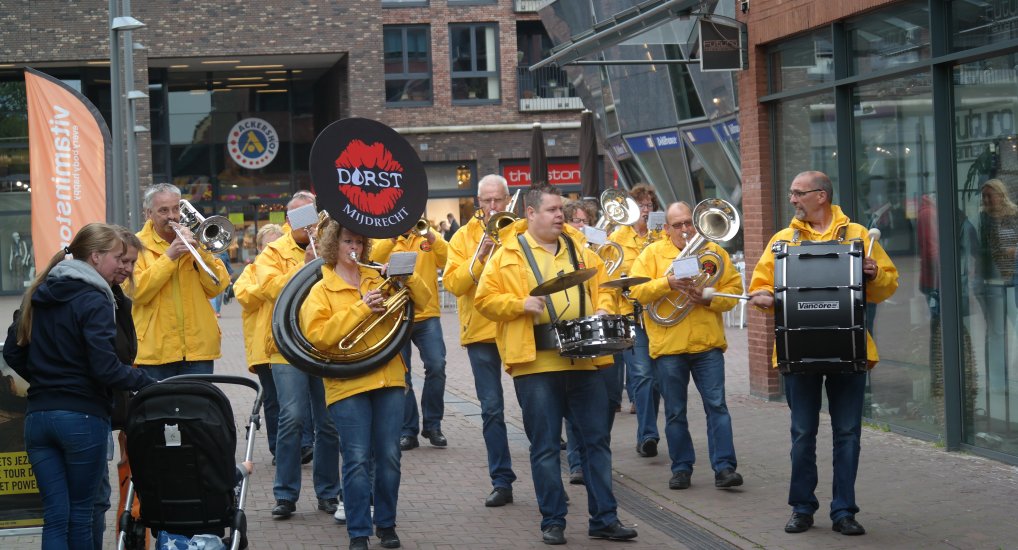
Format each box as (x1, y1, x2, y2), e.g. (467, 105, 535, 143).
(514, 370, 619, 531)
(401, 317, 447, 436)
(623, 327, 660, 446)
(466, 343, 516, 489)
(26, 410, 109, 550)
(566, 363, 620, 473)
(255, 364, 313, 455)
(784, 372, 867, 521)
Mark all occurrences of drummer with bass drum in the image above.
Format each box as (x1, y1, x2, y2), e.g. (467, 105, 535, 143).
(475, 182, 637, 545)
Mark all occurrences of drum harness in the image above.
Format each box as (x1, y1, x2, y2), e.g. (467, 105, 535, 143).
(518, 233, 586, 351)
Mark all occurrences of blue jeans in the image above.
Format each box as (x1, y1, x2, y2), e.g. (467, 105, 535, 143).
(784, 372, 867, 521)
(514, 370, 618, 531)
(329, 387, 404, 539)
(566, 363, 621, 473)
(466, 343, 516, 489)
(142, 360, 214, 381)
(92, 432, 113, 550)
(25, 410, 110, 550)
(271, 363, 341, 502)
(401, 316, 447, 436)
(623, 326, 659, 445)
(254, 364, 312, 455)
(656, 349, 737, 475)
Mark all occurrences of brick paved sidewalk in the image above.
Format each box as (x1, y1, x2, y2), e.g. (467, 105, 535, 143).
(4, 299, 1018, 549)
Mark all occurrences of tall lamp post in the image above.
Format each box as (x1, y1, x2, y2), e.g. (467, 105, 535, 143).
(109, 5, 145, 227)
(127, 89, 148, 230)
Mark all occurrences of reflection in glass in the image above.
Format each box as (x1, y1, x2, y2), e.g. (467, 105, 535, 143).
(851, 73, 936, 435)
(955, 53, 1018, 454)
(767, 29, 833, 93)
(951, 0, 1018, 52)
(846, 0, 930, 76)
(774, 92, 836, 225)
(451, 24, 499, 102)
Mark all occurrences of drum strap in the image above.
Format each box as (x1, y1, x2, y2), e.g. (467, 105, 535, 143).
(791, 226, 847, 243)
(517, 234, 587, 323)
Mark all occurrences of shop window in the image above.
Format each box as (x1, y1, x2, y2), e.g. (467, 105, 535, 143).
(773, 92, 837, 226)
(951, 1, 1018, 52)
(845, 0, 930, 76)
(450, 23, 500, 104)
(767, 29, 834, 94)
(384, 25, 433, 106)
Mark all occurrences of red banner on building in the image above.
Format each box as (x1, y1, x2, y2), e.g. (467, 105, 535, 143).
(503, 162, 581, 186)
(25, 67, 111, 265)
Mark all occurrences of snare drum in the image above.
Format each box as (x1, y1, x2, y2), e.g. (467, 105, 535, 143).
(555, 315, 635, 358)
(773, 240, 867, 374)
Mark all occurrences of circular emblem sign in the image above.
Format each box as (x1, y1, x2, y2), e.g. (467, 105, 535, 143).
(309, 118, 427, 239)
(228, 118, 279, 169)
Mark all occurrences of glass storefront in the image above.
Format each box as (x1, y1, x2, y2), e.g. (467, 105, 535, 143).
(764, 0, 1018, 461)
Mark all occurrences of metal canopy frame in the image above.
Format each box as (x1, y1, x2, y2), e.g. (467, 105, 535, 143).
(529, 0, 706, 71)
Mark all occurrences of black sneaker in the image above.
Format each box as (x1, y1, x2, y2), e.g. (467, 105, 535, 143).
(637, 438, 658, 457)
(399, 435, 419, 451)
(300, 446, 314, 465)
(317, 497, 338, 514)
(714, 468, 743, 488)
(271, 499, 295, 518)
(668, 471, 691, 490)
(542, 524, 566, 545)
(349, 536, 369, 550)
(589, 521, 638, 540)
(376, 526, 401, 548)
(832, 516, 866, 536)
(485, 486, 513, 507)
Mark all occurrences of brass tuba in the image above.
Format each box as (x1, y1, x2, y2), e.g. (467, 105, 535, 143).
(271, 211, 416, 379)
(645, 198, 740, 327)
(591, 189, 640, 276)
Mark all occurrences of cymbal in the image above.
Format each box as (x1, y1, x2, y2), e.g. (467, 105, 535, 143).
(530, 268, 597, 296)
(600, 276, 650, 289)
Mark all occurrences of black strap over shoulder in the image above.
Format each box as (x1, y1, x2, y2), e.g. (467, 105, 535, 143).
(517, 234, 587, 322)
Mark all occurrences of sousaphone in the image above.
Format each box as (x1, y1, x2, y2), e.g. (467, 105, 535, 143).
(272, 118, 428, 378)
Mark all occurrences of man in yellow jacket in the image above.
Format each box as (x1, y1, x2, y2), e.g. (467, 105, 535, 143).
(475, 183, 636, 545)
(443, 174, 518, 507)
(233, 223, 284, 460)
(748, 171, 898, 537)
(630, 201, 744, 493)
(132, 183, 230, 379)
(370, 219, 449, 451)
(606, 183, 663, 458)
(250, 191, 340, 520)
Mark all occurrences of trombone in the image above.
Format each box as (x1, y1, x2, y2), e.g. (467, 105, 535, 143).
(169, 199, 235, 286)
(468, 189, 520, 279)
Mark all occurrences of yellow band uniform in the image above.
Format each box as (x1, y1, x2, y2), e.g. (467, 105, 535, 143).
(443, 217, 497, 345)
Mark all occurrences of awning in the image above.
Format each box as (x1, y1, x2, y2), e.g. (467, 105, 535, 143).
(530, 0, 705, 70)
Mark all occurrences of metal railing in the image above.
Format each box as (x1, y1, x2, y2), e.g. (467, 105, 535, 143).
(516, 65, 584, 112)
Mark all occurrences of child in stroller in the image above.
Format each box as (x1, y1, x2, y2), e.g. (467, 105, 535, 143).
(118, 375, 262, 550)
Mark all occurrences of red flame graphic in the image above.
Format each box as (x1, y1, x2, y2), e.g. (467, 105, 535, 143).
(334, 140, 405, 215)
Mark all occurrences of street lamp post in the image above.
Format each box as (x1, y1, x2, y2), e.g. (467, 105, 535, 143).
(127, 89, 148, 231)
(108, 1, 123, 225)
(110, 3, 145, 227)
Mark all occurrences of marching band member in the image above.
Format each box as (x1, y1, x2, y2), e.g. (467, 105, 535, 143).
(629, 201, 744, 492)
(300, 218, 432, 550)
(370, 219, 450, 451)
(252, 191, 341, 520)
(442, 174, 518, 507)
(748, 171, 898, 536)
(233, 224, 284, 461)
(606, 183, 662, 457)
(131, 183, 229, 379)
(475, 182, 636, 545)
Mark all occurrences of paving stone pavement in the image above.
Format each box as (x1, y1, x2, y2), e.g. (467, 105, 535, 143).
(4, 297, 1018, 549)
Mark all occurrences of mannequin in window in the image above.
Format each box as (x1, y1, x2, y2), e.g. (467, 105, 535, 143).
(9, 231, 30, 285)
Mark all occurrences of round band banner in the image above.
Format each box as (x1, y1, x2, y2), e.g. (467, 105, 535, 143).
(309, 118, 427, 238)
(228, 117, 279, 169)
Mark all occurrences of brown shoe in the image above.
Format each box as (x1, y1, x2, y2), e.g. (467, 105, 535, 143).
(628, 403, 636, 414)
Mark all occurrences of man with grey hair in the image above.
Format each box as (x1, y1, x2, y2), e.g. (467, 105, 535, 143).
(442, 174, 519, 507)
(131, 183, 230, 379)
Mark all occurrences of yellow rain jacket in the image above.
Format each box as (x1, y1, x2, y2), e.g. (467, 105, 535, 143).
(444, 216, 498, 345)
(474, 219, 614, 375)
(370, 232, 447, 321)
(251, 231, 308, 364)
(629, 239, 741, 359)
(300, 264, 432, 405)
(606, 224, 661, 315)
(233, 263, 272, 371)
(749, 204, 899, 368)
(131, 219, 229, 365)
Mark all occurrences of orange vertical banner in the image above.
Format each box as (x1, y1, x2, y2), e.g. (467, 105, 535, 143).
(24, 67, 110, 264)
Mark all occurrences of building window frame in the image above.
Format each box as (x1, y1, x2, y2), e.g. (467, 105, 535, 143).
(449, 22, 501, 105)
(384, 25, 434, 107)
(382, 0, 428, 8)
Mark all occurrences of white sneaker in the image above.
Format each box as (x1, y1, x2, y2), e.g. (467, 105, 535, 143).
(333, 502, 373, 525)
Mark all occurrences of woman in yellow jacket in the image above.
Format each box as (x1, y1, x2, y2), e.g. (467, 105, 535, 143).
(299, 219, 431, 550)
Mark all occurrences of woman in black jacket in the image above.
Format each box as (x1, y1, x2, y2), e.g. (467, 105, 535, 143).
(3, 223, 155, 550)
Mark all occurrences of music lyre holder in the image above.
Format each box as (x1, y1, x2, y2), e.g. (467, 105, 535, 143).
(601, 275, 651, 330)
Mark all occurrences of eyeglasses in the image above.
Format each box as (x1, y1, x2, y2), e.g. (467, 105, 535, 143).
(637, 202, 654, 210)
(570, 218, 588, 225)
(788, 189, 823, 199)
(670, 220, 694, 229)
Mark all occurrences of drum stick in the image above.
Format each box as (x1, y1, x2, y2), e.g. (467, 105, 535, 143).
(702, 287, 750, 301)
(866, 227, 881, 257)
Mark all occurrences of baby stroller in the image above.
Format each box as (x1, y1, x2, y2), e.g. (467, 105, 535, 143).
(117, 375, 262, 550)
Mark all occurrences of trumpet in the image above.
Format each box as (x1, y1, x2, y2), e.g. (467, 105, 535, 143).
(170, 199, 235, 286)
(468, 189, 520, 279)
(406, 216, 430, 238)
(646, 198, 741, 327)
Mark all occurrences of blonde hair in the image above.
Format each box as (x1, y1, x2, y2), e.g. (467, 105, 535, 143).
(256, 223, 284, 250)
(982, 179, 1018, 218)
(18, 223, 124, 345)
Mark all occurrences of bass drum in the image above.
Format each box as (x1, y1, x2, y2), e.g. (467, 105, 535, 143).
(271, 258, 415, 379)
(555, 314, 635, 358)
